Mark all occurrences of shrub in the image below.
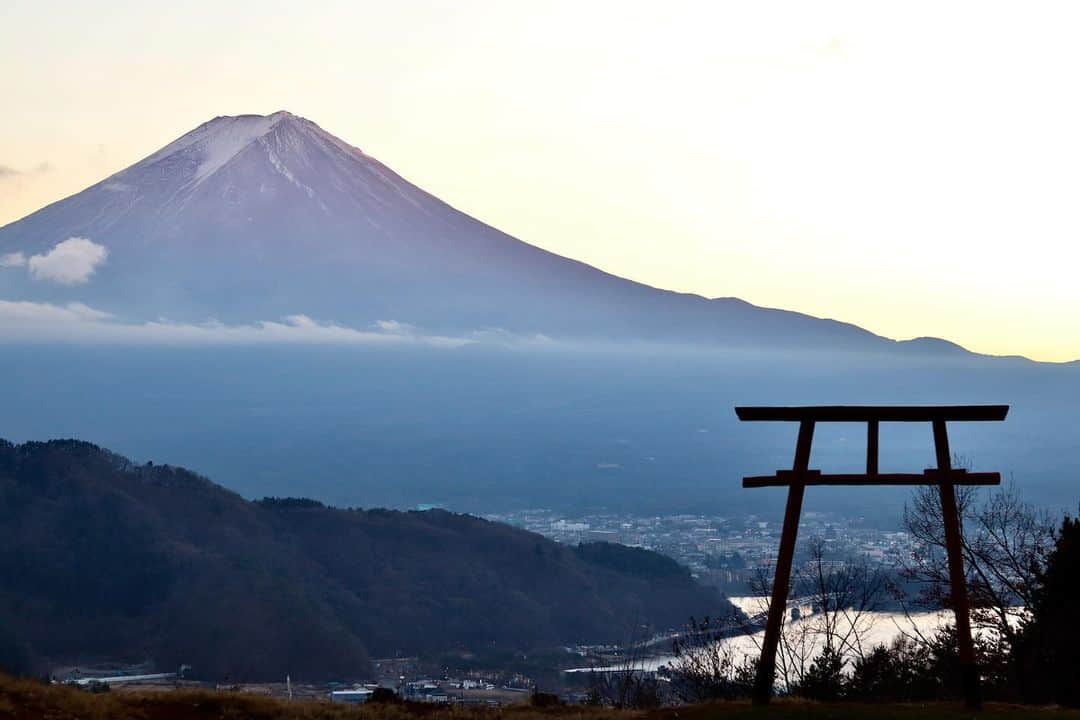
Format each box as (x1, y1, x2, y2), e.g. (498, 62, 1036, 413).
(792, 646, 845, 701)
(846, 637, 938, 701)
(368, 686, 401, 703)
(529, 691, 564, 708)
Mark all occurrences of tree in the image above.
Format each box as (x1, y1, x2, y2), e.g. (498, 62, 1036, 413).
(744, 537, 886, 695)
(903, 481, 1055, 652)
(846, 636, 938, 701)
(902, 479, 1061, 700)
(1012, 516, 1080, 706)
(792, 645, 845, 701)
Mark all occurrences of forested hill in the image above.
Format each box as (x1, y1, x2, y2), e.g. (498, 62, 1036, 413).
(0, 439, 727, 681)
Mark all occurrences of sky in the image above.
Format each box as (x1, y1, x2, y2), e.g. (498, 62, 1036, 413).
(1, 1, 1078, 361)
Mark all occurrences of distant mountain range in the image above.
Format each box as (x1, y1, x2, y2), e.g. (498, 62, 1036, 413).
(0, 111, 985, 354)
(0, 439, 726, 680)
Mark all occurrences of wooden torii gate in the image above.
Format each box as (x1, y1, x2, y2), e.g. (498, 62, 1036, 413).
(735, 405, 1009, 710)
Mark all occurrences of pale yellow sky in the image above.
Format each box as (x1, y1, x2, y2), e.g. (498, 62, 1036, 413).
(2, 1, 1078, 361)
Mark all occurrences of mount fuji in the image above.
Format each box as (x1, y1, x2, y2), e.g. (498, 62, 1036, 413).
(1, 110, 931, 352)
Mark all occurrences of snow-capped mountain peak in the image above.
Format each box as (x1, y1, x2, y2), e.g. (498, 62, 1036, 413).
(0, 110, 895, 353)
(133, 111, 340, 188)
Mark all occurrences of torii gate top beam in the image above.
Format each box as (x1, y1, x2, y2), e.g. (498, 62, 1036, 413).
(735, 405, 1008, 423)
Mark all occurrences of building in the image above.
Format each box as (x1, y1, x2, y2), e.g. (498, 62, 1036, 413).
(330, 688, 374, 704)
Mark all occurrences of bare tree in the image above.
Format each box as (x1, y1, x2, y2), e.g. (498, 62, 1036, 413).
(903, 479, 1055, 649)
(800, 537, 886, 662)
(585, 624, 663, 708)
(667, 614, 754, 702)
(744, 537, 886, 694)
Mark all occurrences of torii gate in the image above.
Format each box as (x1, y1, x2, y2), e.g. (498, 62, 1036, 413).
(736, 405, 1009, 710)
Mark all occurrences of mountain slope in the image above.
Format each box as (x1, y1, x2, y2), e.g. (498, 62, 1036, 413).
(0, 439, 727, 680)
(0, 111, 904, 350)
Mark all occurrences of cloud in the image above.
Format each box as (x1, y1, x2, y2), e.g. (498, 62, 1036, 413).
(469, 327, 553, 344)
(0, 299, 115, 334)
(0, 300, 474, 348)
(65, 302, 114, 321)
(0, 298, 569, 351)
(0, 162, 52, 178)
(0, 252, 26, 268)
(374, 319, 416, 334)
(27, 237, 108, 284)
(282, 314, 319, 329)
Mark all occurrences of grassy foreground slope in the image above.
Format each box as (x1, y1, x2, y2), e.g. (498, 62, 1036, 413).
(0, 676, 1077, 720)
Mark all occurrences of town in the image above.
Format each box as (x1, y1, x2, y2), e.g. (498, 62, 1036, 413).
(484, 508, 916, 593)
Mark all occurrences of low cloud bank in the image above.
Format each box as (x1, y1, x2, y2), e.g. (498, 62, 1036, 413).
(0, 299, 555, 349)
